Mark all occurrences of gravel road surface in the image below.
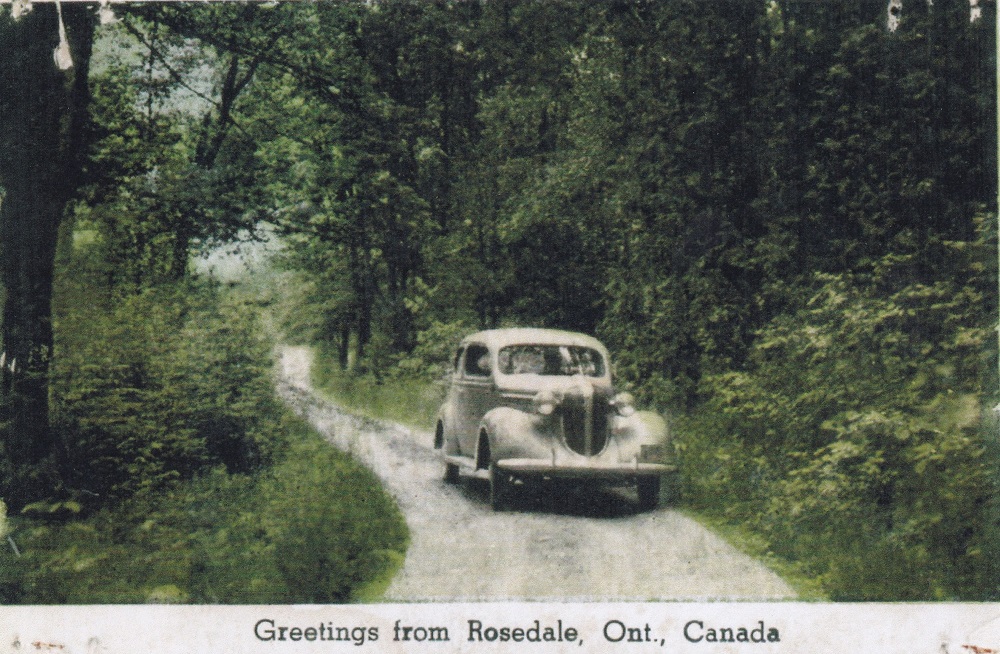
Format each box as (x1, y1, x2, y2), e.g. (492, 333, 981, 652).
(277, 346, 796, 601)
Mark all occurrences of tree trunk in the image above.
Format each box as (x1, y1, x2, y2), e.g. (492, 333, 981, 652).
(0, 4, 95, 507)
(338, 321, 350, 370)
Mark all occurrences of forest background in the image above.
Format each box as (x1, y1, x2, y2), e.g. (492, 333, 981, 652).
(0, 0, 996, 602)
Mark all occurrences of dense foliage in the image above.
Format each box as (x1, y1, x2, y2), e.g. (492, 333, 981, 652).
(0, 245, 407, 603)
(0, 0, 994, 601)
(684, 223, 997, 598)
(226, 1, 994, 599)
(0, 5, 410, 599)
(0, 422, 407, 603)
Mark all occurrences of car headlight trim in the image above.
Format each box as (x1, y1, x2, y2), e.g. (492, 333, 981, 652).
(612, 392, 636, 417)
(533, 390, 557, 416)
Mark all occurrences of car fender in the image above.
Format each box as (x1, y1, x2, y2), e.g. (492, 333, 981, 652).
(477, 406, 551, 467)
(633, 410, 669, 443)
(435, 402, 460, 454)
(611, 410, 670, 460)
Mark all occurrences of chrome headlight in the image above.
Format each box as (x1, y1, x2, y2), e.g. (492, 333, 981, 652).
(611, 392, 636, 417)
(533, 390, 558, 416)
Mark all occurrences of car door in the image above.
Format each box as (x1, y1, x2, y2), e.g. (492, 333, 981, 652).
(455, 342, 494, 455)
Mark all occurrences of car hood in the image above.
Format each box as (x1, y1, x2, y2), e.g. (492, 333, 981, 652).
(495, 374, 614, 397)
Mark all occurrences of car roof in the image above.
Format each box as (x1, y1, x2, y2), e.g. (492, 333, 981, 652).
(460, 328, 608, 353)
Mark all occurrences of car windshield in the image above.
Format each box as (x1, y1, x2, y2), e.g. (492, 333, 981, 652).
(497, 345, 605, 377)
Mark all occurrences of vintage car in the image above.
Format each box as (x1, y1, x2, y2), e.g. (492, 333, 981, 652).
(434, 328, 674, 510)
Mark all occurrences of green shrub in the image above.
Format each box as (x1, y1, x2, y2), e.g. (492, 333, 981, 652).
(312, 342, 446, 428)
(51, 278, 285, 504)
(393, 319, 471, 381)
(0, 416, 407, 604)
(682, 241, 996, 600)
(261, 438, 408, 603)
(20, 239, 409, 603)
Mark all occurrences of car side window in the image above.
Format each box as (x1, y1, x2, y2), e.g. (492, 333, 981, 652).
(463, 344, 491, 377)
(453, 347, 464, 374)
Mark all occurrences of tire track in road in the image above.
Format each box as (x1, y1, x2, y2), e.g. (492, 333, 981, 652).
(277, 345, 796, 601)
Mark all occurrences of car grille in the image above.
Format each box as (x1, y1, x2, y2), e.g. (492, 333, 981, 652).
(561, 388, 611, 456)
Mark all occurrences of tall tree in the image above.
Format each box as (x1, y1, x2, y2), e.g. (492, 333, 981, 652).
(0, 4, 96, 507)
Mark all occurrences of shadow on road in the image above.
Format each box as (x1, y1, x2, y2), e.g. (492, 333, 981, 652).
(455, 476, 658, 518)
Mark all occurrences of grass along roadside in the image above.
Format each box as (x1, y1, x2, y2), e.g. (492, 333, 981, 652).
(680, 509, 827, 600)
(0, 413, 408, 604)
(310, 344, 446, 430)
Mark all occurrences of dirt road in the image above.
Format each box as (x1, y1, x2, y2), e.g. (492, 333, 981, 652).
(277, 346, 796, 601)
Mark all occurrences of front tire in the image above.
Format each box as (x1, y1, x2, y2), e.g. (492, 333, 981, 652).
(637, 476, 661, 511)
(444, 461, 460, 484)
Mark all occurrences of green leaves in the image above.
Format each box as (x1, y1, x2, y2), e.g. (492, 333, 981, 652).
(1, 432, 406, 604)
(685, 217, 994, 598)
(44, 0, 995, 601)
(52, 266, 284, 504)
(261, 440, 407, 603)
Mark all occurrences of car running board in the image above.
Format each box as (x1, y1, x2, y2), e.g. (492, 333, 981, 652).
(443, 454, 491, 479)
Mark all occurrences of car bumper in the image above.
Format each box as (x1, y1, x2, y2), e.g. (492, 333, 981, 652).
(495, 458, 675, 479)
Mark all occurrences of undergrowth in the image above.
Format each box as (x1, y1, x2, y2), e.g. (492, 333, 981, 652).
(0, 248, 408, 604)
(310, 341, 446, 430)
(0, 415, 407, 603)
